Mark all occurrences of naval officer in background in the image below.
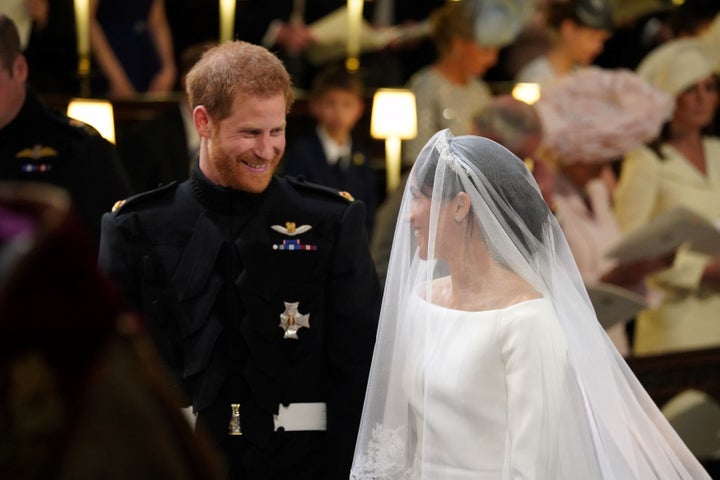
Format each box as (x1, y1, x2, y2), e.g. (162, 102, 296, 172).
(0, 13, 131, 247)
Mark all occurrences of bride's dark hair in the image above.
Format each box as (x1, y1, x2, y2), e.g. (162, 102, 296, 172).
(413, 135, 549, 251)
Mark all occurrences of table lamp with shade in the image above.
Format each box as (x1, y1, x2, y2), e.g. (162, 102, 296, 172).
(370, 89, 417, 192)
(66, 99, 116, 144)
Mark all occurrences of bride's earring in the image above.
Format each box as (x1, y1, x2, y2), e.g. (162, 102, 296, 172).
(454, 215, 463, 223)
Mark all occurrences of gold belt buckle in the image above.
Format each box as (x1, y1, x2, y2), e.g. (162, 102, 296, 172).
(228, 403, 242, 436)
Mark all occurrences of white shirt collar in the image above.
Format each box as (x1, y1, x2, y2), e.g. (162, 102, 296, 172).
(316, 125, 351, 166)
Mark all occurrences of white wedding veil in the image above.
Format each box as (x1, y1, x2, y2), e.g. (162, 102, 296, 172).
(351, 130, 709, 479)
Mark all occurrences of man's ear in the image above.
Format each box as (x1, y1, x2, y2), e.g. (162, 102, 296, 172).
(193, 105, 211, 138)
(13, 55, 28, 83)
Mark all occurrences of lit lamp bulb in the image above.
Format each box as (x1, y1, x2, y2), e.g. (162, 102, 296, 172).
(370, 89, 417, 192)
(512, 82, 541, 105)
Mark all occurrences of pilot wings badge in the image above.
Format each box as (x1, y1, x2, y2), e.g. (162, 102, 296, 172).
(279, 301, 310, 340)
(271, 221, 312, 236)
(271, 221, 317, 251)
(16, 144, 59, 160)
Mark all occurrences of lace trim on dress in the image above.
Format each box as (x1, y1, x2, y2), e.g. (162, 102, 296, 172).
(350, 424, 412, 480)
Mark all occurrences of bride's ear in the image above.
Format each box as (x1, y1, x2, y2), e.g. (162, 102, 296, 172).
(453, 192, 471, 222)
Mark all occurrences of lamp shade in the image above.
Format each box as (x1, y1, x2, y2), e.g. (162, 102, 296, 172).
(370, 89, 417, 140)
(67, 99, 116, 144)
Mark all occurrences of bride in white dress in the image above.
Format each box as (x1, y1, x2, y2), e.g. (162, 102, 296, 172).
(350, 129, 710, 479)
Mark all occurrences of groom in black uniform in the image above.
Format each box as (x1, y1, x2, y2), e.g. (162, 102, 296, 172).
(98, 40, 380, 479)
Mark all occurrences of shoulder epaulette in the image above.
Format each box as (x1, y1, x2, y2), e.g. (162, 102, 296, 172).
(66, 117, 103, 137)
(45, 106, 104, 139)
(111, 181, 179, 214)
(285, 175, 354, 204)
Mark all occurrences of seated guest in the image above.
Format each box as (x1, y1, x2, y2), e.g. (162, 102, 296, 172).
(615, 28, 720, 356)
(283, 65, 378, 236)
(516, 0, 612, 86)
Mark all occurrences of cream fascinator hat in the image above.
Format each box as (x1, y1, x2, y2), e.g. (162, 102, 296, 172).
(637, 15, 720, 96)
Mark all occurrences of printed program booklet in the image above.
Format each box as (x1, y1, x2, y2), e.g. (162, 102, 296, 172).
(606, 206, 720, 263)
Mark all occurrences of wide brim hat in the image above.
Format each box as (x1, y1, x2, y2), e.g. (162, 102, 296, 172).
(637, 14, 720, 96)
(535, 66, 674, 165)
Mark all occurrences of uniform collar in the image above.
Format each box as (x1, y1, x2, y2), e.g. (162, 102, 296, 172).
(190, 166, 274, 214)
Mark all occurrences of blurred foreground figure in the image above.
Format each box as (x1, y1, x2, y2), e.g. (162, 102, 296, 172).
(0, 182, 225, 480)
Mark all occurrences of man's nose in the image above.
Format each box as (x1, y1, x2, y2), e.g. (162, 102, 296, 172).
(254, 135, 276, 159)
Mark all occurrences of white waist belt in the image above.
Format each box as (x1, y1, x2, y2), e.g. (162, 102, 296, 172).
(273, 402, 327, 431)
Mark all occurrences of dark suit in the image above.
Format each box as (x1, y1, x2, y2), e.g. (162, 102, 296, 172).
(24, 0, 80, 95)
(283, 131, 378, 236)
(233, 0, 346, 89)
(98, 167, 381, 479)
(0, 88, 132, 246)
(360, 0, 445, 86)
(233, 0, 344, 46)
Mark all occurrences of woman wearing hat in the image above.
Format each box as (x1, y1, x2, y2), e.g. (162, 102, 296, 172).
(533, 66, 676, 357)
(614, 30, 720, 357)
(402, 0, 530, 166)
(516, 0, 613, 86)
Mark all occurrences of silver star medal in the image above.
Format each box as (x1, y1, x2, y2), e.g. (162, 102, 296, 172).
(279, 301, 310, 339)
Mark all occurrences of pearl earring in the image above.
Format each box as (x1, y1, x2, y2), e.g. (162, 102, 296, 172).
(455, 215, 463, 223)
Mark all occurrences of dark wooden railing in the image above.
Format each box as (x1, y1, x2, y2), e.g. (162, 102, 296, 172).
(627, 346, 720, 408)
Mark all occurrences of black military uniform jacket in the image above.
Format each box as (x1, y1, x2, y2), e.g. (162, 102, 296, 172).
(0, 88, 132, 245)
(98, 167, 381, 479)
